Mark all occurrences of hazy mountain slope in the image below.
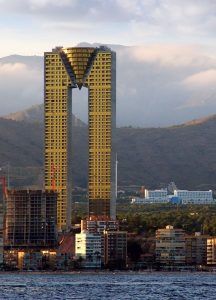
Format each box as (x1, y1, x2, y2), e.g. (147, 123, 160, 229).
(0, 115, 216, 190)
(3, 104, 86, 127)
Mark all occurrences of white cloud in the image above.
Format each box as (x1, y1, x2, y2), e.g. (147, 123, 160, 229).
(0, 60, 42, 115)
(0, 62, 27, 74)
(0, 43, 216, 126)
(183, 69, 216, 88)
(120, 44, 216, 68)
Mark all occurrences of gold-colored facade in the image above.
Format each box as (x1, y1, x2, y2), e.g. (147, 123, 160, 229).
(44, 46, 116, 231)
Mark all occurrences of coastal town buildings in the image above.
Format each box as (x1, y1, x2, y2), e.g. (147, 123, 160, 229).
(173, 190, 214, 205)
(131, 189, 215, 205)
(78, 218, 127, 268)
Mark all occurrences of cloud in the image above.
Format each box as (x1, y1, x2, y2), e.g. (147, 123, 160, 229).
(0, 60, 42, 114)
(0, 0, 215, 57)
(0, 43, 216, 127)
(0, 0, 215, 36)
(0, 62, 27, 74)
(183, 69, 216, 88)
(125, 45, 216, 68)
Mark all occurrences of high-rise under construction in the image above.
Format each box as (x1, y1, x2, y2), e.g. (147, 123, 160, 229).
(44, 46, 116, 230)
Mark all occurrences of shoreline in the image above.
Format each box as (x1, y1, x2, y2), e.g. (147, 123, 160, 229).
(0, 270, 215, 275)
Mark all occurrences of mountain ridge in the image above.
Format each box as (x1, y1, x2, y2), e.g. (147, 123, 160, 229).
(3, 104, 216, 129)
(0, 110, 216, 190)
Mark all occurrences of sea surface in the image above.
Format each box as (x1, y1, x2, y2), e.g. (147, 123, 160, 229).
(0, 272, 216, 299)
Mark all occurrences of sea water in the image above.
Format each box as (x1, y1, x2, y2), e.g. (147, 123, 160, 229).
(0, 272, 215, 299)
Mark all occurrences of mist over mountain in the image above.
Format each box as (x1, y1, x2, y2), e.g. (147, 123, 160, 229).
(0, 107, 216, 190)
(3, 104, 86, 127)
(0, 42, 216, 127)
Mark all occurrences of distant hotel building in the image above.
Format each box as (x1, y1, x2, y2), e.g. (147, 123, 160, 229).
(156, 225, 185, 265)
(132, 188, 215, 205)
(131, 189, 169, 204)
(174, 190, 214, 204)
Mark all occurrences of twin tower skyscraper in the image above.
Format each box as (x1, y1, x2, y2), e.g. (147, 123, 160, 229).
(44, 46, 116, 230)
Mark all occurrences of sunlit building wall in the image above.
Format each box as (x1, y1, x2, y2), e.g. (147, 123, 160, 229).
(44, 46, 116, 230)
(207, 238, 216, 265)
(75, 231, 101, 268)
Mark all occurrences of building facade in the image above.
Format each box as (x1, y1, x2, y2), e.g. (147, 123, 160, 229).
(174, 190, 214, 204)
(131, 189, 169, 204)
(44, 46, 116, 230)
(156, 225, 186, 265)
(132, 189, 215, 205)
(81, 218, 119, 234)
(145, 189, 168, 199)
(75, 231, 101, 268)
(185, 232, 208, 265)
(4, 190, 57, 249)
(207, 238, 216, 265)
(104, 230, 127, 269)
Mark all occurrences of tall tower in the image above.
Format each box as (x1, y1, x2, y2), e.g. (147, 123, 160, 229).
(44, 46, 116, 231)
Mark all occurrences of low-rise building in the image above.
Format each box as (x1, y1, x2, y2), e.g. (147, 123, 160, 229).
(156, 225, 185, 265)
(145, 189, 168, 199)
(75, 231, 101, 268)
(132, 189, 216, 205)
(131, 189, 169, 204)
(207, 238, 216, 265)
(4, 250, 57, 270)
(174, 190, 215, 205)
(185, 232, 208, 265)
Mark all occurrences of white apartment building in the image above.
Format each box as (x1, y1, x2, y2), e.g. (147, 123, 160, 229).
(174, 190, 215, 204)
(145, 189, 168, 198)
(75, 231, 101, 268)
(131, 189, 169, 204)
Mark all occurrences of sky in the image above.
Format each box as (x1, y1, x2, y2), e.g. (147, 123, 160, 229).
(0, 0, 215, 126)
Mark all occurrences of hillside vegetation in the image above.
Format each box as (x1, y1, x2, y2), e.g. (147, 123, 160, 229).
(0, 111, 216, 190)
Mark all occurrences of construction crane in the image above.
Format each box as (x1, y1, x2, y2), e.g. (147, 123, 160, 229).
(0, 162, 10, 189)
(0, 176, 7, 198)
